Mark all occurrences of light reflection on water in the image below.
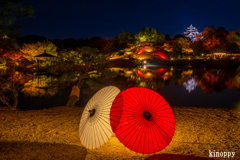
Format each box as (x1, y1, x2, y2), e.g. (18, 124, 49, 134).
(3, 66, 240, 110)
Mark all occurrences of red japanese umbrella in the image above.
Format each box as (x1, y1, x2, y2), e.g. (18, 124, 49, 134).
(110, 87, 175, 154)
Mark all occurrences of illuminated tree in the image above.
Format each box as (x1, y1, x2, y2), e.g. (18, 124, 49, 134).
(227, 30, 240, 48)
(162, 41, 173, 52)
(20, 40, 58, 63)
(0, 62, 25, 110)
(135, 27, 164, 46)
(201, 26, 229, 53)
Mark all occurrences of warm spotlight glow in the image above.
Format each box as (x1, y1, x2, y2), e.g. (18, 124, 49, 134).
(143, 65, 146, 69)
(171, 58, 174, 60)
(137, 48, 144, 54)
(137, 70, 144, 76)
(170, 67, 173, 71)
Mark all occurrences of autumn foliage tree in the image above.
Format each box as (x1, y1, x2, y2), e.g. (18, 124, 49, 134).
(20, 40, 58, 62)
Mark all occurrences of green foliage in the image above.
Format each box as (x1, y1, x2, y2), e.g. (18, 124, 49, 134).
(111, 52, 119, 57)
(135, 27, 165, 45)
(118, 31, 135, 44)
(228, 30, 240, 47)
(57, 49, 83, 65)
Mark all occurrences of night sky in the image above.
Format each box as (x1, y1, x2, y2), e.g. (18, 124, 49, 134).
(17, 0, 240, 40)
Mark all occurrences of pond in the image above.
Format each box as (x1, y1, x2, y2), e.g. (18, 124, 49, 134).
(2, 66, 240, 110)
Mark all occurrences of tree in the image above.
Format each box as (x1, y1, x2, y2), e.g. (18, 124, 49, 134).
(227, 30, 240, 48)
(0, 0, 34, 38)
(202, 26, 226, 53)
(191, 39, 204, 56)
(135, 27, 164, 46)
(20, 40, 58, 63)
(52, 46, 118, 107)
(165, 34, 171, 42)
(172, 37, 193, 58)
(0, 58, 26, 110)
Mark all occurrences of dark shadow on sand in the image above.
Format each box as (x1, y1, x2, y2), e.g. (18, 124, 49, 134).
(145, 153, 214, 160)
(0, 141, 87, 160)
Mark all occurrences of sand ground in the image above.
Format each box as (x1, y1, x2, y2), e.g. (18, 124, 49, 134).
(0, 106, 239, 160)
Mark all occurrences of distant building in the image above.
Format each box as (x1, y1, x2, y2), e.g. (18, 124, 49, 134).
(183, 24, 202, 42)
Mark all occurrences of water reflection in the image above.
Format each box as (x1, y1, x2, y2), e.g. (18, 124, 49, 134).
(1, 65, 240, 109)
(110, 67, 240, 93)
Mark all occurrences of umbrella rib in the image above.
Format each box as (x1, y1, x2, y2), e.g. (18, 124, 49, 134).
(123, 96, 142, 110)
(139, 87, 146, 110)
(98, 116, 112, 134)
(153, 123, 161, 151)
(137, 120, 146, 153)
(101, 93, 117, 105)
(129, 120, 143, 151)
(147, 88, 150, 108)
(96, 117, 109, 144)
(111, 102, 125, 109)
(123, 102, 140, 114)
(156, 118, 176, 126)
(155, 107, 171, 113)
(135, 87, 145, 109)
(150, 126, 156, 153)
(79, 117, 89, 135)
(151, 98, 164, 111)
(144, 88, 147, 112)
(95, 120, 104, 148)
(93, 124, 96, 149)
(155, 121, 175, 136)
(101, 87, 117, 104)
(97, 118, 110, 143)
(110, 114, 122, 118)
(80, 117, 90, 143)
(120, 118, 141, 146)
(143, 123, 147, 154)
(149, 89, 155, 109)
(86, 124, 91, 149)
(128, 88, 143, 110)
(153, 121, 166, 150)
(154, 121, 173, 146)
(115, 116, 140, 135)
(112, 99, 124, 106)
(150, 92, 160, 110)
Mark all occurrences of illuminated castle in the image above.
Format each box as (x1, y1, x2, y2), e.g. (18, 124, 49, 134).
(183, 24, 202, 42)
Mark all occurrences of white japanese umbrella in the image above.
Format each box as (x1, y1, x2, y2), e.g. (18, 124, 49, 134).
(79, 86, 120, 149)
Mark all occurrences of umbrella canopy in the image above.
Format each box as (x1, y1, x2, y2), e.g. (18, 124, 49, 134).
(110, 87, 175, 154)
(79, 86, 120, 149)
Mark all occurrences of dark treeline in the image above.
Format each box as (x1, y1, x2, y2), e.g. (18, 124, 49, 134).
(16, 35, 110, 52)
